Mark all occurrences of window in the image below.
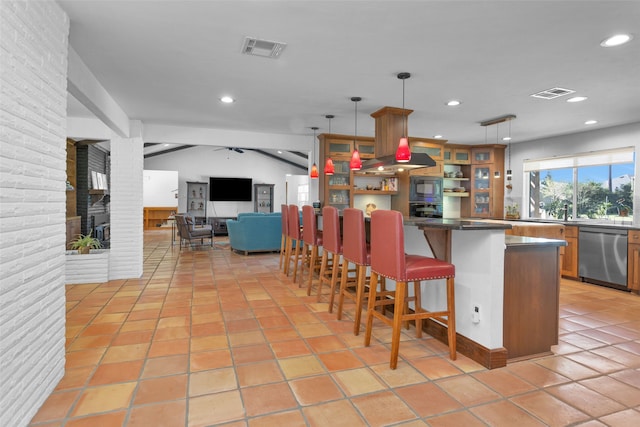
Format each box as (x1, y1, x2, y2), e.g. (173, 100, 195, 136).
(525, 148, 634, 221)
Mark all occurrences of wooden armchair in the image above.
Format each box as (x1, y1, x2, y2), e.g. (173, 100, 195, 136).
(174, 214, 214, 248)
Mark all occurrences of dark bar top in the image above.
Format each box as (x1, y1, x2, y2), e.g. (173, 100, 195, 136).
(406, 218, 513, 231)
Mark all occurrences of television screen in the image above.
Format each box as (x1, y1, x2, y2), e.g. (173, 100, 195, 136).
(209, 177, 252, 202)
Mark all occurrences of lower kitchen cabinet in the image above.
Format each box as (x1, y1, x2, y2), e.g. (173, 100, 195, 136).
(629, 230, 640, 293)
(561, 226, 579, 279)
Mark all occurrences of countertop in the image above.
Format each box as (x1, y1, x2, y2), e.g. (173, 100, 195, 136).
(507, 218, 638, 230)
(406, 218, 513, 231)
(505, 235, 567, 247)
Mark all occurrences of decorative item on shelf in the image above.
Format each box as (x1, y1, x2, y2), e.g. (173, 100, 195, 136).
(324, 115, 335, 175)
(70, 232, 102, 254)
(395, 72, 412, 163)
(365, 203, 377, 217)
(309, 126, 319, 179)
(349, 97, 362, 170)
(505, 203, 520, 219)
(455, 170, 464, 178)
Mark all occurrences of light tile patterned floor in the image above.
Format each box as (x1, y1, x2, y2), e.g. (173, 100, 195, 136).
(29, 230, 640, 426)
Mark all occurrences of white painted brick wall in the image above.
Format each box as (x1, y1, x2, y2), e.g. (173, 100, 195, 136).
(0, 1, 69, 426)
(109, 127, 144, 280)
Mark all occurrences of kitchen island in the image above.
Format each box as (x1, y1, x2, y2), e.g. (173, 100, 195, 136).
(401, 218, 566, 368)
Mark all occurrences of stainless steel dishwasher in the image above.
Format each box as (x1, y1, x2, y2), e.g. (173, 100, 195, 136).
(579, 226, 628, 290)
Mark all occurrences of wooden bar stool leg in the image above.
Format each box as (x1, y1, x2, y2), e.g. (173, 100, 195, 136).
(327, 253, 341, 313)
(353, 264, 367, 335)
(316, 251, 329, 301)
(336, 259, 351, 320)
(414, 281, 423, 338)
(390, 281, 407, 370)
(306, 245, 319, 296)
(447, 277, 457, 360)
(364, 272, 379, 347)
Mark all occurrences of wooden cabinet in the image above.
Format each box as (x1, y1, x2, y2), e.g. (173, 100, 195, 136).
(504, 242, 561, 360)
(562, 226, 579, 279)
(187, 181, 207, 221)
(144, 207, 177, 229)
(319, 133, 375, 211)
(463, 145, 506, 218)
(444, 146, 471, 165)
(629, 230, 640, 292)
(408, 138, 445, 176)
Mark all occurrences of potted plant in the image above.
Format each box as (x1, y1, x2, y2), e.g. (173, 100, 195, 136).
(505, 203, 520, 219)
(616, 198, 631, 217)
(70, 232, 102, 254)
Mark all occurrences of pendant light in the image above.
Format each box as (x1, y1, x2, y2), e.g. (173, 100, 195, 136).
(505, 120, 513, 179)
(395, 72, 411, 163)
(310, 127, 319, 179)
(324, 115, 335, 175)
(349, 97, 362, 171)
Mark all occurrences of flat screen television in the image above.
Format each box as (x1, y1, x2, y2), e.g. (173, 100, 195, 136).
(209, 177, 252, 202)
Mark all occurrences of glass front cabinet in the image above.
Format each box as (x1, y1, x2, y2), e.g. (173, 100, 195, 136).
(318, 133, 374, 212)
(254, 183, 274, 213)
(186, 181, 207, 222)
(467, 145, 506, 218)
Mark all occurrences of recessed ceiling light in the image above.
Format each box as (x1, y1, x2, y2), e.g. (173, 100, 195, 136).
(585, 120, 598, 125)
(433, 135, 443, 139)
(567, 96, 588, 103)
(163, 144, 170, 147)
(220, 96, 235, 103)
(277, 150, 283, 154)
(446, 100, 461, 107)
(600, 34, 632, 47)
(502, 137, 512, 141)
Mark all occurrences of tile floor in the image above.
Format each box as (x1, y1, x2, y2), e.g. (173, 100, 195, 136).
(29, 229, 640, 426)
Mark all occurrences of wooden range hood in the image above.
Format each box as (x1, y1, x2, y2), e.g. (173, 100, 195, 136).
(361, 106, 435, 172)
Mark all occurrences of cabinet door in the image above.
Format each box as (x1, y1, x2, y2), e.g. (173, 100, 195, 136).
(453, 148, 471, 164)
(472, 148, 494, 164)
(324, 160, 351, 211)
(357, 140, 375, 159)
(409, 161, 444, 177)
(470, 165, 493, 217)
(327, 141, 353, 156)
(410, 141, 444, 161)
(629, 231, 640, 292)
(561, 236, 579, 279)
(187, 182, 207, 219)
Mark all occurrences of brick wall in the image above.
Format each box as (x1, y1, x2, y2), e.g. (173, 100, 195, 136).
(109, 132, 144, 280)
(0, 1, 69, 426)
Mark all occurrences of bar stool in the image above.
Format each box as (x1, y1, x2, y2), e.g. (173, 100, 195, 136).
(364, 209, 456, 370)
(336, 208, 373, 335)
(316, 206, 342, 312)
(300, 205, 323, 293)
(279, 204, 289, 272)
(285, 204, 304, 282)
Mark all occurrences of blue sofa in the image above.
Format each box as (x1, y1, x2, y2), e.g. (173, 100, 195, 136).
(227, 212, 283, 255)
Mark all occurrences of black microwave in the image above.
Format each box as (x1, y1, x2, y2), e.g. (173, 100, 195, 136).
(409, 176, 443, 203)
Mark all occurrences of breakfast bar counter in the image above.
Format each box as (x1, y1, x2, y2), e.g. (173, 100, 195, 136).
(400, 218, 565, 368)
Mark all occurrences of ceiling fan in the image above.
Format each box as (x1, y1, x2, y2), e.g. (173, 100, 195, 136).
(213, 147, 245, 153)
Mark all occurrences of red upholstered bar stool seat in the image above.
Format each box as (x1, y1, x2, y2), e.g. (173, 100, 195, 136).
(279, 204, 289, 272)
(364, 209, 457, 370)
(285, 204, 304, 282)
(300, 205, 323, 292)
(316, 206, 343, 312)
(336, 208, 379, 335)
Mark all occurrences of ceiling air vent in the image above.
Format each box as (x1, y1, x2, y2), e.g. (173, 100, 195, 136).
(530, 87, 575, 100)
(241, 37, 287, 59)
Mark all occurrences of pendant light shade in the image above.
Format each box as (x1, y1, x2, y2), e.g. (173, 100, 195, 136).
(350, 97, 362, 171)
(396, 72, 411, 163)
(396, 137, 411, 162)
(310, 126, 319, 179)
(324, 115, 335, 175)
(350, 150, 362, 170)
(324, 158, 335, 175)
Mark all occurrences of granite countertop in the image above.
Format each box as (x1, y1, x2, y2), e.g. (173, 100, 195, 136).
(406, 218, 513, 231)
(506, 218, 638, 230)
(505, 235, 567, 247)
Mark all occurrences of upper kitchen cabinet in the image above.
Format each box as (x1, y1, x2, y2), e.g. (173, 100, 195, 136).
(408, 138, 445, 177)
(444, 145, 471, 165)
(461, 145, 506, 218)
(318, 133, 375, 212)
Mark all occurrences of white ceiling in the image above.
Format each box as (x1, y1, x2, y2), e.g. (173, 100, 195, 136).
(60, 0, 640, 161)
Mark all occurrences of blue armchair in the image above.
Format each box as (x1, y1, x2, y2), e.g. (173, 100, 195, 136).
(227, 212, 283, 255)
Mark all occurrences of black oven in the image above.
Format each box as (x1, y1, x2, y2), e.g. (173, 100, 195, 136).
(409, 202, 443, 218)
(409, 176, 443, 217)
